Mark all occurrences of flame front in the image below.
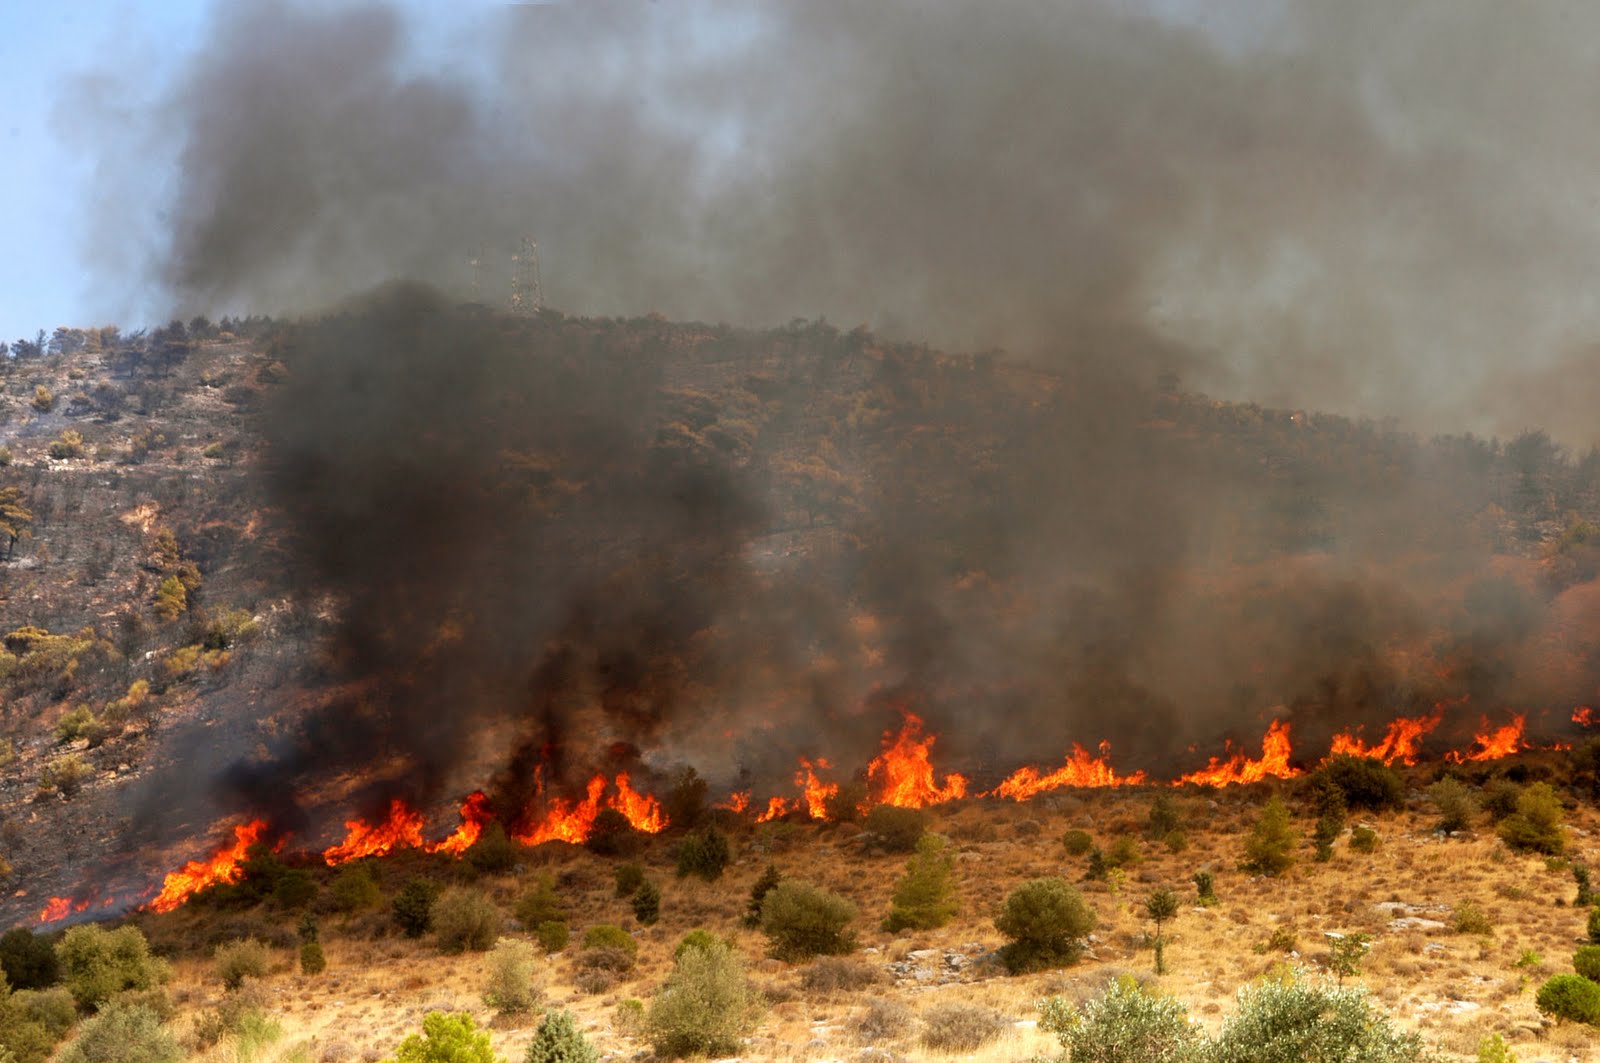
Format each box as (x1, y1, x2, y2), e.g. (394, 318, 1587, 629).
(1177, 720, 1300, 787)
(37, 897, 73, 923)
(149, 820, 271, 913)
(1575, 706, 1596, 727)
(1327, 713, 1441, 766)
(865, 712, 969, 808)
(755, 796, 791, 823)
(512, 770, 666, 845)
(718, 791, 751, 815)
(797, 758, 839, 819)
(1446, 715, 1527, 763)
(428, 791, 494, 857)
(990, 741, 1147, 800)
(323, 798, 427, 865)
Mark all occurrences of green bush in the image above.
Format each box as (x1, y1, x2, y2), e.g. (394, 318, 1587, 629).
(919, 1002, 1007, 1053)
(883, 834, 958, 932)
(330, 863, 381, 911)
(1241, 796, 1298, 877)
(674, 930, 728, 962)
(863, 805, 927, 853)
(994, 878, 1096, 974)
(645, 939, 763, 1058)
(213, 939, 270, 991)
(760, 882, 858, 962)
(1497, 782, 1566, 855)
(614, 863, 645, 898)
(0, 930, 60, 991)
(1310, 755, 1406, 812)
(515, 875, 564, 928)
(743, 864, 782, 928)
(534, 921, 569, 954)
(54, 1003, 180, 1063)
(483, 938, 541, 1016)
(675, 827, 732, 881)
(581, 925, 637, 958)
(37, 755, 93, 798)
(631, 880, 660, 926)
(525, 1008, 598, 1063)
(1210, 971, 1431, 1061)
(1428, 777, 1479, 833)
(1147, 793, 1183, 838)
(584, 809, 639, 857)
(1574, 945, 1600, 982)
(271, 868, 317, 909)
(389, 1011, 498, 1063)
(1349, 826, 1379, 853)
(1535, 973, 1600, 1024)
(1106, 835, 1142, 868)
(392, 878, 442, 938)
(1039, 976, 1202, 1063)
(1193, 870, 1218, 906)
(1475, 1033, 1518, 1063)
(0, 980, 69, 1063)
(55, 924, 168, 1009)
(1062, 830, 1094, 856)
(1588, 906, 1600, 945)
(299, 940, 326, 975)
(432, 888, 500, 954)
(1452, 902, 1493, 936)
(1481, 779, 1522, 821)
(464, 822, 519, 876)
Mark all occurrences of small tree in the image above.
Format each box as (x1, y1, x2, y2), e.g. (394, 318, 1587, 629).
(1241, 796, 1298, 877)
(1192, 870, 1218, 907)
(759, 881, 858, 962)
(1575, 865, 1594, 908)
(0, 487, 32, 562)
(433, 888, 500, 954)
(55, 924, 168, 1009)
(675, 827, 731, 881)
(1145, 887, 1180, 975)
(1326, 932, 1370, 985)
(1147, 793, 1182, 839)
(1428, 777, 1479, 833)
(389, 1011, 498, 1063)
(645, 939, 763, 1058)
(744, 863, 781, 928)
(664, 767, 709, 831)
(882, 834, 958, 932)
(1497, 782, 1566, 855)
(483, 938, 541, 1016)
(1038, 976, 1202, 1063)
(525, 1009, 598, 1063)
(632, 880, 661, 926)
(392, 878, 442, 938)
(994, 878, 1096, 974)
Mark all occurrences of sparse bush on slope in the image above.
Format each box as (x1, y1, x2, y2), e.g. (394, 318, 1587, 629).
(994, 878, 1095, 974)
(760, 882, 857, 962)
(54, 1003, 180, 1063)
(645, 939, 762, 1059)
(1039, 975, 1202, 1063)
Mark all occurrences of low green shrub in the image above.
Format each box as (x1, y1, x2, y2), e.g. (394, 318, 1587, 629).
(1452, 902, 1493, 936)
(534, 921, 569, 954)
(631, 880, 660, 926)
(482, 938, 541, 1016)
(760, 882, 858, 962)
(54, 1003, 180, 1063)
(1574, 945, 1600, 982)
(1039, 976, 1201, 1062)
(675, 827, 731, 881)
(1535, 973, 1600, 1024)
(645, 940, 763, 1059)
(581, 925, 637, 957)
(919, 1002, 1007, 1053)
(388, 1011, 497, 1063)
(614, 864, 645, 898)
(525, 1008, 598, 1063)
(56, 924, 168, 1009)
(1062, 829, 1094, 856)
(432, 887, 500, 954)
(994, 878, 1095, 974)
(863, 806, 926, 853)
(213, 939, 270, 991)
(392, 878, 442, 939)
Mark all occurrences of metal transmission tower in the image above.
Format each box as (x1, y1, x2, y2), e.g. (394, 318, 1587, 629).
(509, 236, 543, 315)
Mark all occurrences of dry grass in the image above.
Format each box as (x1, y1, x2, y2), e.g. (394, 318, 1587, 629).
(115, 786, 1599, 1062)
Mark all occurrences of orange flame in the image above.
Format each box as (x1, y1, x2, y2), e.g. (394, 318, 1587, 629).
(990, 741, 1148, 800)
(428, 791, 494, 858)
(718, 791, 751, 814)
(755, 796, 791, 823)
(1327, 713, 1441, 766)
(865, 713, 969, 808)
(37, 897, 73, 923)
(149, 820, 271, 913)
(323, 798, 427, 866)
(797, 757, 839, 819)
(512, 770, 666, 845)
(1575, 706, 1596, 727)
(1176, 719, 1300, 787)
(1445, 715, 1527, 763)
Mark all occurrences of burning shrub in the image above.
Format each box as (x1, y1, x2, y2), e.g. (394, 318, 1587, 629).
(760, 882, 858, 962)
(391, 878, 442, 938)
(55, 924, 168, 1009)
(584, 808, 640, 857)
(330, 863, 381, 912)
(994, 878, 1096, 974)
(645, 938, 763, 1059)
(743, 863, 782, 928)
(534, 921, 569, 954)
(0, 929, 60, 991)
(213, 939, 270, 991)
(863, 805, 926, 853)
(631, 880, 661, 926)
(882, 834, 958, 932)
(823, 782, 868, 823)
(614, 863, 645, 897)
(1573, 945, 1600, 982)
(919, 1001, 1009, 1053)
(386, 1011, 497, 1063)
(481, 938, 541, 1016)
(1497, 782, 1566, 855)
(1210, 971, 1429, 1061)
(1241, 796, 1298, 877)
(1039, 976, 1201, 1063)
(1062, 829, 1094, 856)
(1428, 777, 1479, 833)
(1309, 756, 1405, 813)
(432, 888, 500, 954)
(54, 1003, 180, 1063)
(526, 1009, 598, 1063)
(675, 826, 732, 881)
(1535, 973, 1600, 1025)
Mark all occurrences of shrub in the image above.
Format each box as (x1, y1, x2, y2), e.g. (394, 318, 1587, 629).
(152, 577, 187, 622)
(525, 1009, 598, 1063)
(1312, 806, 1343, 863)
(214, 939, 270, 991)
(1310, 755, 1406, 812)
(1039, 976, 1202, 1063)
(584, 808, 639, 857)
(392, 878, 442, 938)
(760, 882, 858, 962)
(1576, 865, 1595, 907)
(271, 868, 317, 909)
(483, 938, 541, 1016)
(1497, 782, 1566, 855)
(1574, 945, 1600, 982)
(919, 1002, 1008, 1052)
(1147, 793, 1183, 838)
(433, 888, 500, 954)
(1349, 826, 1379, 853)
(331, 863, 381, 911)
(645, 939, 763, 1058)
(883, 834, 958, 932)
(389, 1011, 498, 1063)
(1210, 971, 1431, 1061)
(515, 875, 564, 928)
(581, 925, 637, 958)
(1062, 829, 1094, 856)
(47, 431, 84, 461)
(534, 921, 569, 954)
(30, 387, 53, 414)
(1481, 779, 1522, 821)
(54, 1003, 180, 1063)
(664, 767, 709, 831)
(1241, 796, 1298, 877)
(0, 981, 66, 1063)
(1106, 835, 1142, 868)
(863, 805, 926, 853)
(1535, 973, 1600, 1024)
(614, 863, 645, 898)
(675, 827, 731, 881)
(994, 878, 1096, 974)
(1146, 886, 1181, 974)
(822, 782, 867, 823)
(37, 755, 93, 799)
(1475, 1033, 1518, 1063)
(1589, 906, 1600, 946)
(0, 930, 60, 991)
(1429, 777, 1479, 833)
(464, 822, 518, 876)
(56, 924, 168, 1009)
(1326, 932, 1371, 985)
(299, 940, 326, 975)
(799, 956, 881, 994)
(744, 863, 782, 928)
(1452, 902, 1493, 936)
(1193, 870, 1217, 906)
(852, 997, 913, 1045)
(673, 930, 728, 962)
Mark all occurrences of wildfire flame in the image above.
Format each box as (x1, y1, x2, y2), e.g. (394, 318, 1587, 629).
(989, 741, 1147, 800)
(755, 796, 791, 823)
(512, 770, 666, 845)
(428, 791, 494, 858)
(865, 712, 969, 808)
(149, 820, 271, 913)
(1327, 713, 1442, 766)
(1177, 720, 1300, 787)
(1445, 715, 1527, 763)
(323, 798, 427, 866)
(718, 791, 751, 815)
(37, 897, 74, 923)
(1575, 706, 1596, 727)
(796, 757, 839, 819)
